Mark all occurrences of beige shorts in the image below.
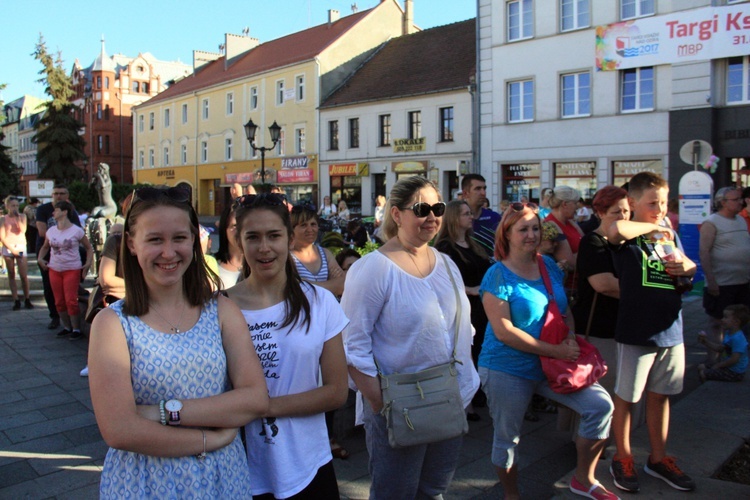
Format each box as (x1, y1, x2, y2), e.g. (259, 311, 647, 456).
(614, 343, 685, 403)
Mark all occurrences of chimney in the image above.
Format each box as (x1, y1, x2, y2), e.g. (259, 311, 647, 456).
(192, 50, 221, 72)
(403, 0, 414, 35)
(328, 9, 340, 27)
(224, 33, 260, 69)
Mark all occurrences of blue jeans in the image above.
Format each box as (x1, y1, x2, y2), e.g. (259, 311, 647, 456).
(479, 367, 613, 469)
(362, 400, 463, 500)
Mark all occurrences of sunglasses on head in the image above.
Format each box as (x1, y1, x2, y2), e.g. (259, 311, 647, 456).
(510, 202, 538, 212)
(233, 193, 287, 210)
(406, 201, 446, 218)
(291, 202, 316, 213)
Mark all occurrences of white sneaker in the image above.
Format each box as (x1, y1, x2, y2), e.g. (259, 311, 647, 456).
(80, 366, 89, 377)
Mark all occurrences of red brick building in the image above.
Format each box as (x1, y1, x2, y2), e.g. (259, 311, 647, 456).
(71, 40, 191, 184)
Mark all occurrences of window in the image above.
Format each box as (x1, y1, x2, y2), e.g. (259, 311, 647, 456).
(561, 72, 591, 117)
(149, 112, 154, 130)
(621, 0, 654, 20)
(97, 104, 102, 120)
(97, 76, 102, 88)
(561, 0, 589, 31)
(727, 56, 750, 104)
(329, 121, 339, 150)
(295, 127, 305, 154)
(105, 105, 110, 120)
(439, 107, 454, 142)
(276, 129, 285, 155)
(508, 80, 534, 122)
(97, 135, 103, 153)
(201, 141, 208, 162)
(104, 76, 109, 89)
(250, 86, 258, 110)
(138, 115, 144, 132)
(139, 150, 144, 168)
(105, 135, 110, 154)
(133, 81, 140, 93)
(202, 98, 209, 120)
(349, 118, 359, 148)
(276, 80, 285, 105)
(149, 148, 155, 167)
(225, 138, 233, 160)
(163, 146, 170, 166)
(379, 114, 391, 146)
(508, 0, 533, 41)
(621, 67, 654, 112)
(164, 108, 170, 127)
(296, 75, 305, 101)
(143, 82, 149, 94)
(226, 93, 234, 115)
(181, 144, 187, 164)
(408, 111, 422, 139)
(182, 104, 188, 124)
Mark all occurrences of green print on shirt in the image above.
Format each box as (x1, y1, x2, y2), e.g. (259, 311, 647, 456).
(638, 236, 675, 291)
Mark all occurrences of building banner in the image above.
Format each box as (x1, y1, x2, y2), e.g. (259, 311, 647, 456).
(596, 5, 750, 71)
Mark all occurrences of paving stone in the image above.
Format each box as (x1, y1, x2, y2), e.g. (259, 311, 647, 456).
(39, 401, 90, 420)
(63, 424, 103, 447)
(5, 412, 97, 444)
(0, 390, 25, 406)
(0, 376, 52, 395)
(18, 383, 65, 400)
(0, 466, 101, 499)
(0, 410, 48, 431)
(0, 392, 76, 418)
(0, 434, 73, 468)
(56, 482, 100, 500)
(28, 440, 109, 477)
(0, 459, 39, 488)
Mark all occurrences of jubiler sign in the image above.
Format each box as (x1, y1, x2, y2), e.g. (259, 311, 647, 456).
(596, 5, 750, 71)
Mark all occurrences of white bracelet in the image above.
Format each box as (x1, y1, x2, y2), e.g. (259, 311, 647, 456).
(196, 430, 206, 460)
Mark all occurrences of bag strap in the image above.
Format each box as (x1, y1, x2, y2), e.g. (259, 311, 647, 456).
(440, 253, 461, 362)
(537, 254, 555, 299)
(584, 292, 598, 341)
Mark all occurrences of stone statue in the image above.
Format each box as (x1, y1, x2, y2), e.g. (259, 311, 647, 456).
(90, 163, 117, 220)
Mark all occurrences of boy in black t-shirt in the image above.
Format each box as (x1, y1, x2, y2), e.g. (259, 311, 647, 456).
(606, 173, 697, 493)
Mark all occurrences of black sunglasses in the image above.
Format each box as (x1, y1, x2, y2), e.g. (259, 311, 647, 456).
(291, 202, 316, 213)
(233, 193, 287, 210)
(129, 186, 190, 212)
(406, 201, 446, 218)
(510, 202, 538, 212)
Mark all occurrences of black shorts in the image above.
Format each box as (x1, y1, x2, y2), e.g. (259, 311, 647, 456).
(703, 283, 750, 319)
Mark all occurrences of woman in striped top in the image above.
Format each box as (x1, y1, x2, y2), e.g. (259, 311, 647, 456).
(290, 205, 345, 296)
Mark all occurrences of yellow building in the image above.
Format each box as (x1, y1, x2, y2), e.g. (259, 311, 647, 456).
(133, 0, 413, 216)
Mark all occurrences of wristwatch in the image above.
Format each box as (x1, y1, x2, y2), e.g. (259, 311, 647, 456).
(165, 399, 183, 426)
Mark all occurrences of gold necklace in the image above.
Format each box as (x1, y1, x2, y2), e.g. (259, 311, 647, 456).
(150, 301, 188, 333)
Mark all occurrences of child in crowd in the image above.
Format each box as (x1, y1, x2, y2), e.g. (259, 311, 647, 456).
(698, 304, 749, 382)
(606, 172, 697, 493)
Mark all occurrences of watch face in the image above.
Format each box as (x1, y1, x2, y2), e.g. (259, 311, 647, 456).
(165, 399, 183, 412)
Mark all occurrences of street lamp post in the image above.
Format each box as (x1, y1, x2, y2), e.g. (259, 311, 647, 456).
(244, 119, 281, 185)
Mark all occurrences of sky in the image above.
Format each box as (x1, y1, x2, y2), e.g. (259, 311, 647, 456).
(0, 0, 476, 103)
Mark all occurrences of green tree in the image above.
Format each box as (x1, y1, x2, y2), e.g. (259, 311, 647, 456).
(32, 35, 86, 183)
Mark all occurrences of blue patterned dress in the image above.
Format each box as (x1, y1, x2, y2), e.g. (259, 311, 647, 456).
(99, 299, 252, 499)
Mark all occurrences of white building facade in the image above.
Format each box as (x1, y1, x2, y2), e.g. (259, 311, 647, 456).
(478, 0, 750, 204)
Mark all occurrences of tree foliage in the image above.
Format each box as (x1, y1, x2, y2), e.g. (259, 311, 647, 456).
(32, 35, 86, 184)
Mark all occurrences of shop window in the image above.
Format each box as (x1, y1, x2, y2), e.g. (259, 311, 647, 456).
(439, 107, 454, 142)
(621, 0, 654, 20)
(621, 66, 654, 112)
(561, 72, 591, 118)
(727, 56, 750, 104)
(329, 121, 339, 150)
(508, 0, 533, 42)
(408, 111, 421, 139)
(379, 114, 391, 146)
(508, 80, 534, 122)
(349, 118, 359, 148)
(561, 0, 589, 32)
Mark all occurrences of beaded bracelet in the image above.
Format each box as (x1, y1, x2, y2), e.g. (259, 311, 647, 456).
(158, 399, 167, 426)
(196, 430, 206, 460)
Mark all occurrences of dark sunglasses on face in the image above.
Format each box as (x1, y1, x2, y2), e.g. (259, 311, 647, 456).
(510, 202, 538, 212)
(406, 201, 446, 218)
(233, 193, 287, 210)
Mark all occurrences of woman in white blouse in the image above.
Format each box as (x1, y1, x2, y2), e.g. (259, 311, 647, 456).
(341, 177, 479, 499)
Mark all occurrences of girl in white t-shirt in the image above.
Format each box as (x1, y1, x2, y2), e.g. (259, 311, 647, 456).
(227, 193, 349, 499)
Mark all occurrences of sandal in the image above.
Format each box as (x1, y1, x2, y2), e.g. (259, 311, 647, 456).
(570, 477, 620, 500)
(330, 440, 349, 460)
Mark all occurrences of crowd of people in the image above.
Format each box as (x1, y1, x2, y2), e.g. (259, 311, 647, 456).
(2, 173, 748, 499)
